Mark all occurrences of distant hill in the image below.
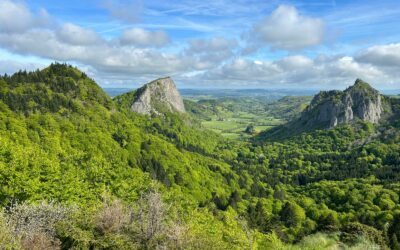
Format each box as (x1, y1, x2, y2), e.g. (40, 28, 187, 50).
(180, 88, 317, 100)
(184, 96, 311, 122)
(114, 77, 185, 115)
(103, 88, 134, 97)
(264, 96, 312, 121)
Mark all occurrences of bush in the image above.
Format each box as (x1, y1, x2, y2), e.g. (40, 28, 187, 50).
(340, 222, 388, 249)
(127, 191, 169, 249)
(1, 201, 70, 249)
(95, 197, 129, 235)
(0, 212, 20, 249)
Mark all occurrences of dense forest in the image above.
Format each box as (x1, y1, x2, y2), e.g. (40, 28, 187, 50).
(0, 63, 400, 249)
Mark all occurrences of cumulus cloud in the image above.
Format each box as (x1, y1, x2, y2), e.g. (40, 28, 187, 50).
(0, 0, 50, 33)
(187, 37, 236, 54)
(0, 1, 398, 89)
(120, 28, 170, 47)
(277, 55, 313, 70)
(0, 1, 182, 80)
(324, 56, 383, 79)
(57, 23, 102, 46)
(0, 29, 184, 76)
(250, 5, 324, 51)
(189, 54, 390, 89)
(356, 43, 400, 67)
(184, 37, 237, 69)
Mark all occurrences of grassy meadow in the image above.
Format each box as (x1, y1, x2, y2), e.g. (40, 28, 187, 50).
(184, 95, 312, 139)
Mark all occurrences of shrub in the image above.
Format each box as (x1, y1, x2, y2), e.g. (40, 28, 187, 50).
(3, 201, 69, 249)
(95, 197, 129, 235)
(0, 212, 20, 249)
(128, 191, 169, 249)
(340, 222, 388, 249)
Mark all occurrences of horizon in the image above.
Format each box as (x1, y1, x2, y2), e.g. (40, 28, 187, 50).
(102, 85, 400, 97)
(102, 86, 400, 92)
(1, 0, 400, 90)
(2, 63, 400, 93)
(100, 83, 400, 94)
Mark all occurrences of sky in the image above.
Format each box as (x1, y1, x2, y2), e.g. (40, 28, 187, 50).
(0, 0, 400, 90)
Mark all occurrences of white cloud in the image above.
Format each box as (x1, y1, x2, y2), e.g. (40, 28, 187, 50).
(0, 30, 184, 76)
(188, 54, 391, 89)
(277, 55, 313, 70)
(183, 37, 237, 70)
(251, 5, 324, 51)
(356, 43, 400, 67)
(0, 1, 398, 89)
(0, 1, 181, 79)
(187, 37, 236, 53)
(326, 56, 383, 79)
(201, 58, 280, 83)
(120, 28, 170, 47)
(57, 23, 102, 46)
(0, 0, 50, 33)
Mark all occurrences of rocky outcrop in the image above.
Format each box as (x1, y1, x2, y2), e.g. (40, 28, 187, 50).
(300, 79, 383, 128)
(130, 77, 185, 115)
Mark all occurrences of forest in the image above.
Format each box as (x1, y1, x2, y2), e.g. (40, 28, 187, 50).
(0, 63, 400, 249)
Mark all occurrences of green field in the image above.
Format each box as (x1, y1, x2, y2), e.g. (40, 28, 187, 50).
(184, 96, 311, 139)
(202, 115, 283, 139)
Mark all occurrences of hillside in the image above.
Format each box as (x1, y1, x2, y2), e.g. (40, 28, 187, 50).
(0, 64, 250, 248)
(0, 63, 112, 113)
(1, 65, 400, 249)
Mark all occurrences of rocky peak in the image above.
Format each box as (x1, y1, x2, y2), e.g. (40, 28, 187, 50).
(352, 78, 374, 88)
(302, 79, 383, 128)
(130, 77, 186, 115)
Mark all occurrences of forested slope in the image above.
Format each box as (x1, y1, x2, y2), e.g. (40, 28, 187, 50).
(0, 64, 399, 249)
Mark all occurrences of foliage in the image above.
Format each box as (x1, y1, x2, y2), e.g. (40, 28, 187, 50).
(0, 64, 399, 248)
(340, 222, 388, 249)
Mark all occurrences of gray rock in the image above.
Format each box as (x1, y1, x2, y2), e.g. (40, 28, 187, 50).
(131, 77, 185, 115)
(301, 79, 383, 128)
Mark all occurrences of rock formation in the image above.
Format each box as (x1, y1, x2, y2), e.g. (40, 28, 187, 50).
(130, 77, 185, 115)
(300, 79, 383, 128)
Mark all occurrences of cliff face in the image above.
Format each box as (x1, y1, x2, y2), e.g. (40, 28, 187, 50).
(301, 79, 383, 128)
(130, 77, 185, 115)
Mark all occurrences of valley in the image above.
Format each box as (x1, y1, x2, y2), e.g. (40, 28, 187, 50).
(0, 64, 399, 249)
(184, 96, 311, 139)
(1, 0, 400, 249)
(105, 88, 312, 139)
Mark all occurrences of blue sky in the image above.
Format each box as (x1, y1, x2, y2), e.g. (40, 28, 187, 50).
(0, 0, 400, 89)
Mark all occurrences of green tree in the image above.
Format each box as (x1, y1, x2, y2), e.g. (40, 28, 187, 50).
(279, 201, 306, 228)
